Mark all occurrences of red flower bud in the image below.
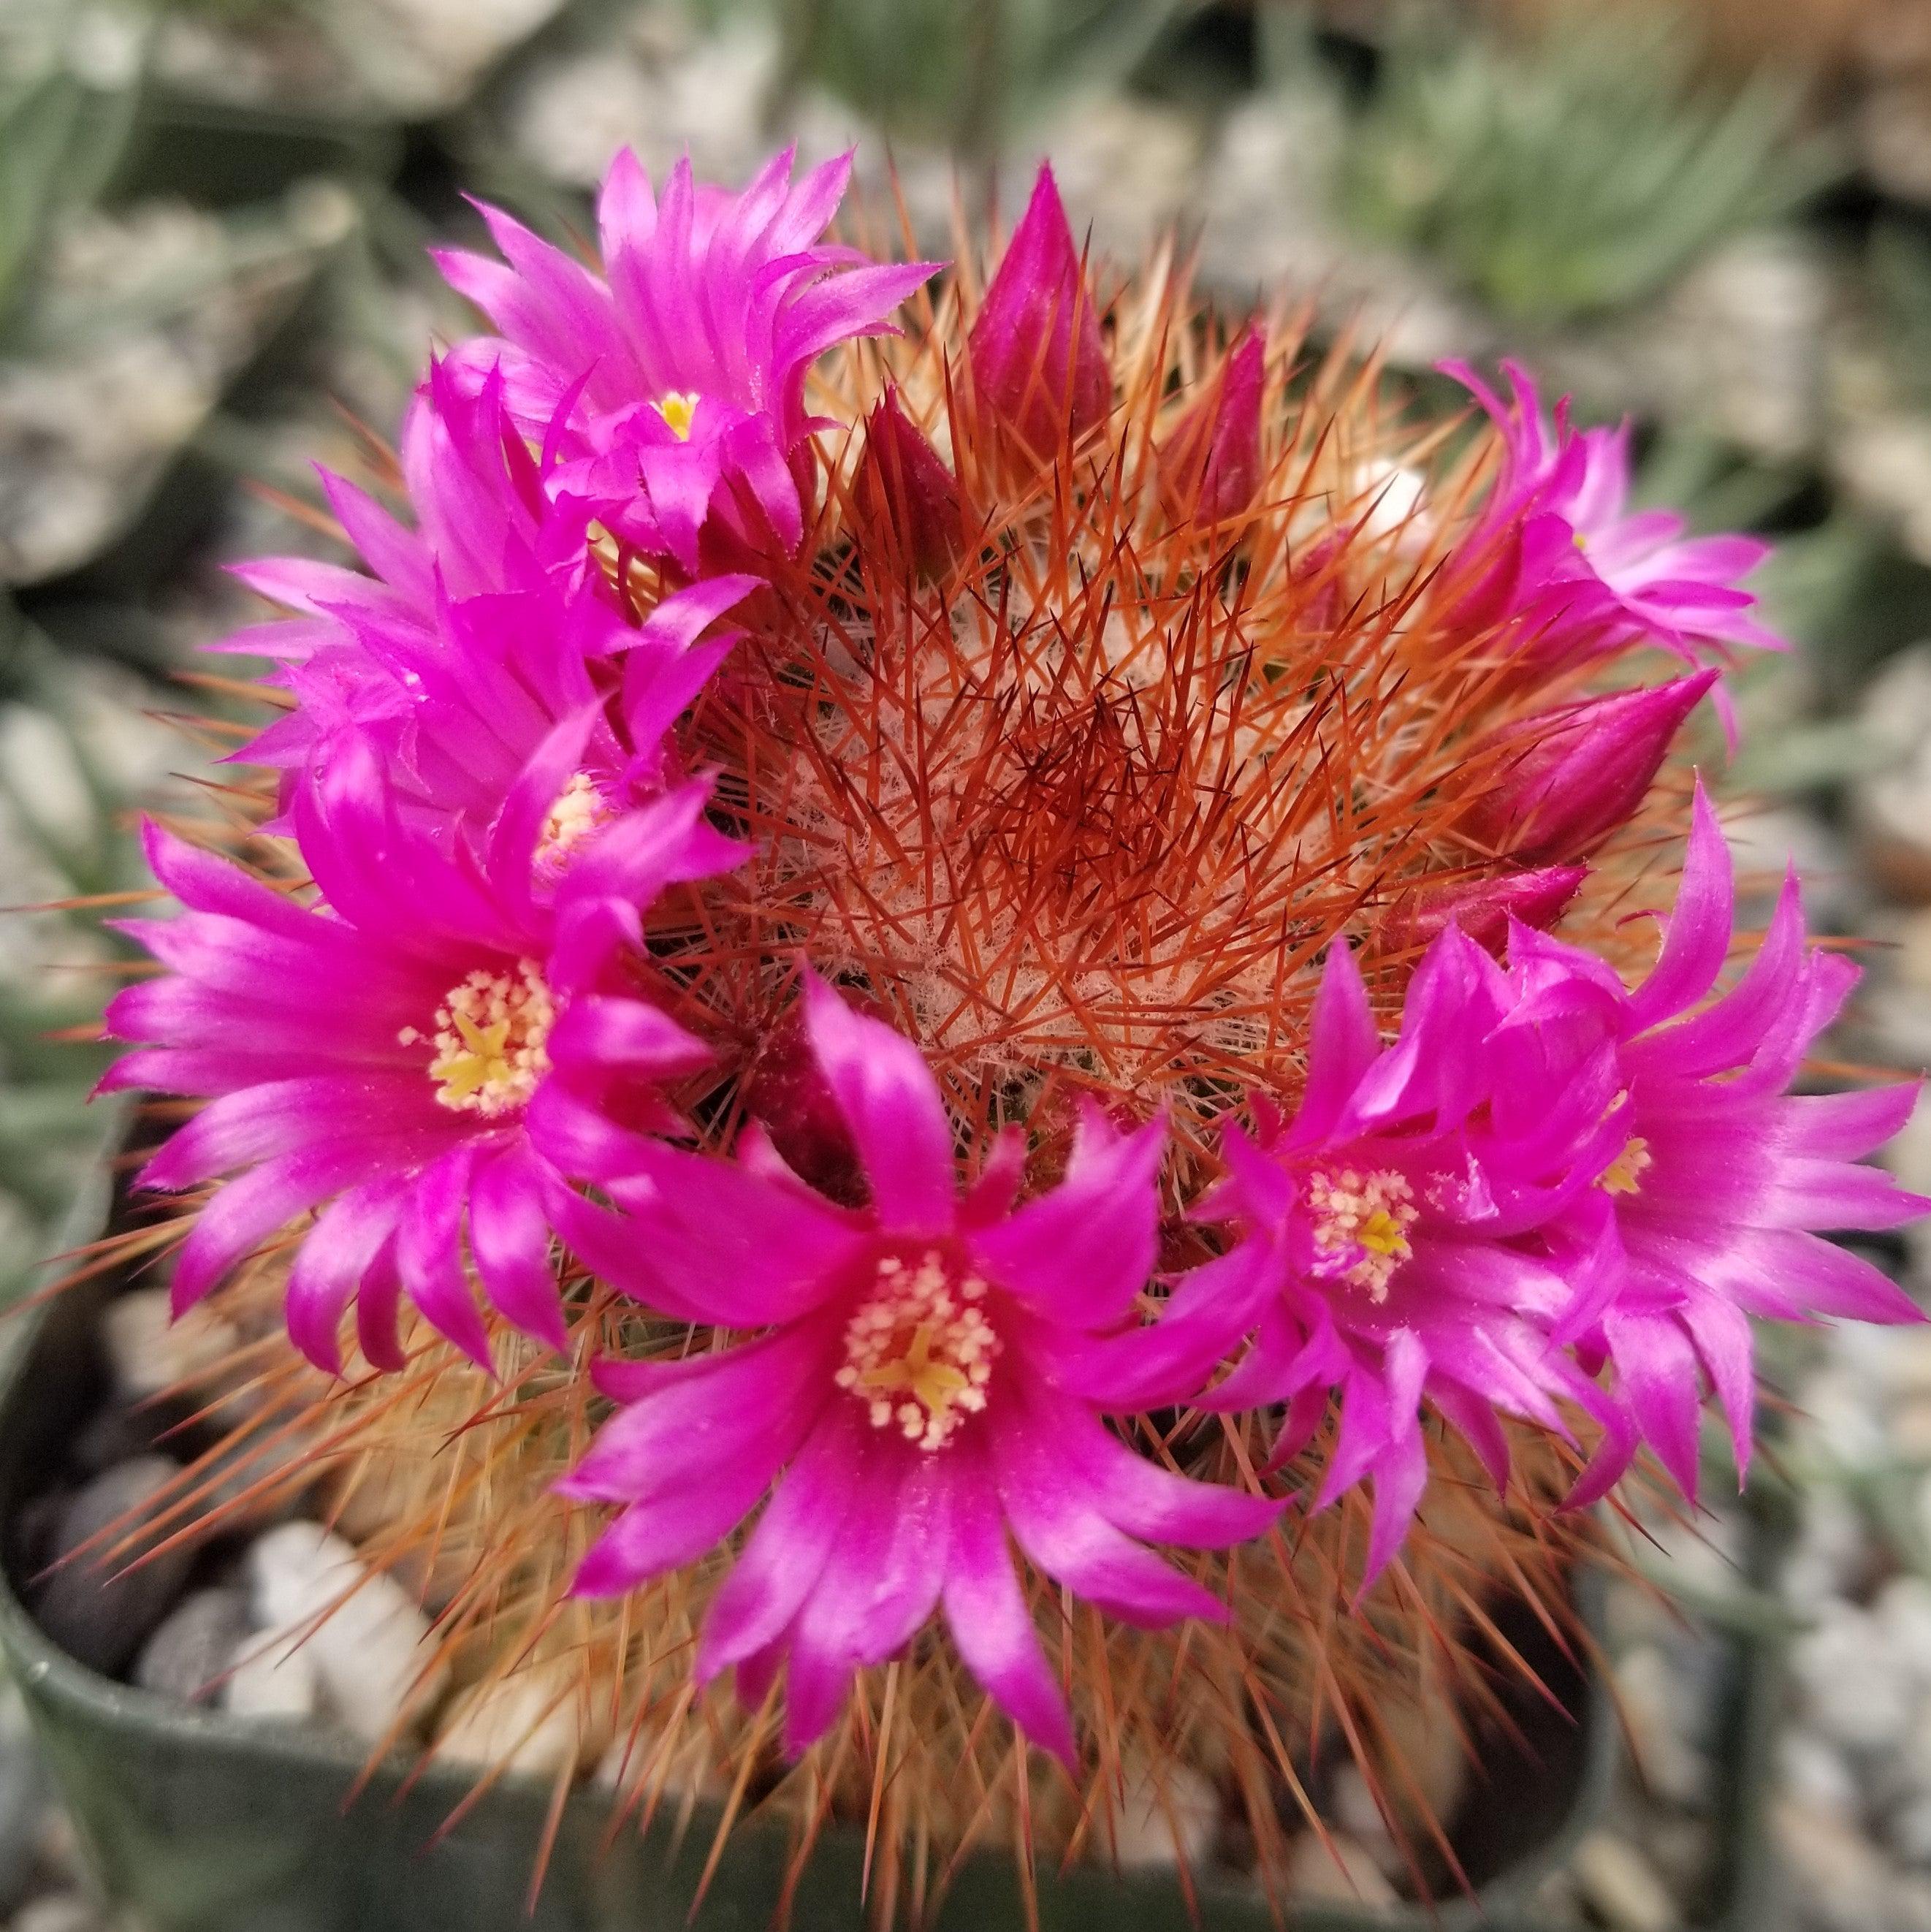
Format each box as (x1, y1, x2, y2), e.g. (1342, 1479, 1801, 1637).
(1467, 672, 1718, 864)
(1382, 864, 1588, 956)
(742, 1000, 863, 1204)
(854, 386, 964, 582)
(1159, 327, 1265, 525)
(967, 166, 1110, 455)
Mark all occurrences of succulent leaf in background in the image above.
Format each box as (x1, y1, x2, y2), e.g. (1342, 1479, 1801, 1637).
(0, 619, 174, 1301)
(1868, 220, 1931, 417)
(1346, 4, 1837, 326)
(773, 0, 1195, 144)
(0, 32, 143, 332)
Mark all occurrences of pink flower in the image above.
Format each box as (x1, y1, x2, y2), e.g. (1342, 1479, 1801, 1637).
(1445, 360, 1787, 691)
(253, 551, 754, 845)
(967, 166, 1111, 455)
(217, 361, 585, 677)
(556, 976, 1278, 1761)
(102, 726, 747, 1372)
(226, 368, 755, 838)
(1177, 936, 1633, 1583)
(434, 148, 938, 571)
(1504, 783, 1928, 1499)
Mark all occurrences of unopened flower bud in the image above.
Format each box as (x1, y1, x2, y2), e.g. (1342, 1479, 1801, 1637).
(1382, 865, 1587, 955)
(967, 166, 1110, 455)
(1467, 672, 1718, 864)
(742, 999, 863, 1203)
(1159, 328, 1265, 524)
(855, 387, 964, 582)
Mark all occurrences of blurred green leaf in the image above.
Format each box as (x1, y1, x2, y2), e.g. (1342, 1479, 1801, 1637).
(0, 629, 155, 1264)
(782, 0, 1195, 143)
(1, 75, 95, 324)
(1345, 6, 1836, 327)
(1869, 220, 1931, 415)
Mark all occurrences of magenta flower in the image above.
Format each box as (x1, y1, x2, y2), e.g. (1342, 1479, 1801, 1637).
(102, 726, 746, 1372)
(1178, 937, 1634, 1582)
(251, 553, 754, 847)
(226, 366, 755, 840)
(1445, 360, 1787, 688)
(556, 975, 1278, 1761)
(434, 148, 937, 571)
(1503, 783, 1928, 1499)
(218, 361, 583, 677)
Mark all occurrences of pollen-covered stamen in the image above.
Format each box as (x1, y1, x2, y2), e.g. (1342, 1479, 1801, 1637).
(654, 391, 701, 441)
(1599, 1136, 1652, 1196)
(403, 959, 555, 1117)
(834, 1250, 1000, 1452)
(1306, 1168, 1418, 1302)
(537, 772, 609, 867)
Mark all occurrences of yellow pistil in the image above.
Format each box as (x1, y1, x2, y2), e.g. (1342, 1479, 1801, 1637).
(408, 959, 555, 1118)
(654, 390, 701, 441)
(835, 1250, 999, 1452)
(1306, 1167, 1418, 1303)
(1599, 1136, 1652, 1197)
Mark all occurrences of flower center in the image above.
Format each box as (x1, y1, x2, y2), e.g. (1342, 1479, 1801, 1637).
(537, 772, 609, 867)
(403, 959, 555, 1117)
(1599, 1136, 1651, 1197)
(834, 1250, 999, 1452)
(654, 390, 701, 441)
(1306, 1167, 1417, 1302)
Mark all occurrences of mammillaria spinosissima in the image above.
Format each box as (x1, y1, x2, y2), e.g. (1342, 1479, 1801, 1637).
(87, 147, 1926, 1899)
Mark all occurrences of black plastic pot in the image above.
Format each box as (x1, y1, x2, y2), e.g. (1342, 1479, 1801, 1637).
(0, 1137, 1770, 1932)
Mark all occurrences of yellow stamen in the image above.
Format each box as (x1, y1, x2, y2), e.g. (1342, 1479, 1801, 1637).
(1306, 1168, 1418, 1303)
(416, 959, 555, 1118)
(654, 391, 701, 441)
(1599, 1136, 1652, 1197)
(538, 772, 607, 867)
(836, 1250, 999, 1452)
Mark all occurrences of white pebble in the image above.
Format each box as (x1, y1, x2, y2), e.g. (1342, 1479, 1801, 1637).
(1094, 1760, 1220, 1871)
(221, 1631, 320, 1722)
(1571, 1830, 1677, 1932)
(1778, 1796, 1931, 1932)
(102, 1288, 240, 1402)
(1283, 1833, 1398, 1906)
(1796, 1605, 1916, 1754)
(1780, 1731, 1864, 1821)
(1786, 1491, 1873, 1613)
(10, 1898, 107, 1932)
(245, 1522, 448, 1743)
(436, 1667, 606, 1780)
(1615, 1645, 1710, 1806)
(1877, 1578, 1931, 1694)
